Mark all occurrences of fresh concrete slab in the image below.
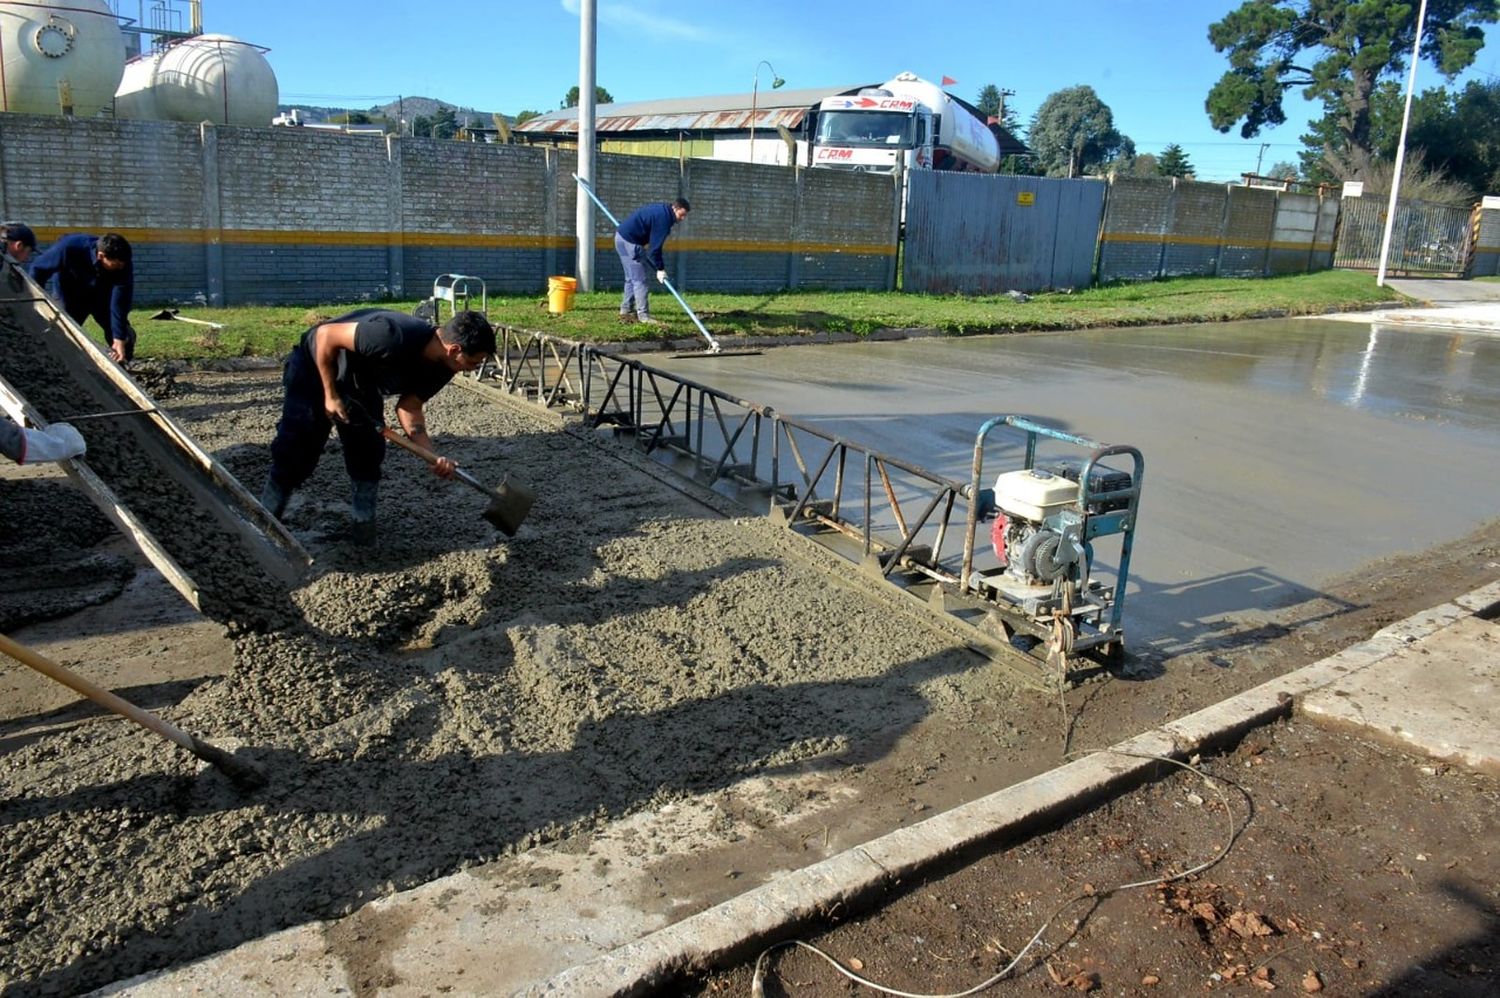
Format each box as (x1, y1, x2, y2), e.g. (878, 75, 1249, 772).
(1301, 613, 1500, 775)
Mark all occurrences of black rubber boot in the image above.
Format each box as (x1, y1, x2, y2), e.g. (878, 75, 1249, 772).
(259, 480, 290, 519)
(350, 480, 378, 546)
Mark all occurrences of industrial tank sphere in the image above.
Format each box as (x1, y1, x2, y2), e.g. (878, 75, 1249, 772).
(0, 0, 126, 116)
(115, 33, 278, 125)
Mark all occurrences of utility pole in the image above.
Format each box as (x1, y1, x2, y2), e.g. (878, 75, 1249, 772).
(1378, 0, 1429, 287)
(575, 0, 597, 291)
(1255, 142, 1270, 175)
(996, 88, 1015, 126)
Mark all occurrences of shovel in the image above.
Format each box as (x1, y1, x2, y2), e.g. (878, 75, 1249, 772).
(148, 308, 223, 331)
(380, 428, 535, 536)
(0, 632, 267, 790)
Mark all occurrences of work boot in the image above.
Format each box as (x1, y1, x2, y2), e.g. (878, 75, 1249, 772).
(259, 479, 290, 519)
(617, 312, 638, 324)
(349, 480, 378, 546)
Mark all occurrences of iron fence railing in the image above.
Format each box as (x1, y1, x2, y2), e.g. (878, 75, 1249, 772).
(477, 333, 969, 587)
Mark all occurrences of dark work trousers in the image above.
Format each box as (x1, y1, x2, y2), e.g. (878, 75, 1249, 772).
(267, 348, 385, 491)
(614, 231, 652, 317)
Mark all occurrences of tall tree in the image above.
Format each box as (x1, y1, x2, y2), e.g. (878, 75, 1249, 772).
(975, 83, 1001, 117)
(1026, 85, 1131, 178)
(561, 85, 615, 109)
(1157, 143, 1194, 178)
(976, 83, 1020, 132)
(1206, 0, 1497, 170)
(430, 105, 459, 139)
(1264, 159, 1299, 181)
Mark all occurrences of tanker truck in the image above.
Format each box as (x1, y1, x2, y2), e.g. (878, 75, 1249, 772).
(810, 71, 1000, 174)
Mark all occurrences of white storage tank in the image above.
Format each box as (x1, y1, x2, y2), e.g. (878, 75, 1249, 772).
(114, 33, 277, 125)
(0, 0, 126, 116)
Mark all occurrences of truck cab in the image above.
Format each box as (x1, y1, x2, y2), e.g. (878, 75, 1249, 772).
(812, 93, 932, 174)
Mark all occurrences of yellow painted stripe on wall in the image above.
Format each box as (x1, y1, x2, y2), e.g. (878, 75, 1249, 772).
(593, 236, 895, 256)
(33, 227, 565, 249)
(1102, 231, 1333, 253)
(1474, 244, 1500, 254)
(32, 226, 883, 255)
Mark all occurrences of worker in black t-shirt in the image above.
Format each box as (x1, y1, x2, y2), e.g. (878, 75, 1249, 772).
(260, 308, 496, 544)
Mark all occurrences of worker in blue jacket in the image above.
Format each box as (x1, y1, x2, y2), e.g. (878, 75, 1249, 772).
(30, 232, 136, 363)
(614, 197, 689, 324)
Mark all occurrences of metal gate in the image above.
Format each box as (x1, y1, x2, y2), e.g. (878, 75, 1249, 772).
(904, 172, 1106, 293)
(1333, 195, 1474, 275)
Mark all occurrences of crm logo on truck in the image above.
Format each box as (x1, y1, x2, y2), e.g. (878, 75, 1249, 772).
(816, 148, 855, 160)
(823, 97, 918, 111)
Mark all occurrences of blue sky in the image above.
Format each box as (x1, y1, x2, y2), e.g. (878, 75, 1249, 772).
(206, 0, 1500, 182)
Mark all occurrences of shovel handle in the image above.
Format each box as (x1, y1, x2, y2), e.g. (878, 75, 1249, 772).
(380, 427, 490, 495)
(380, 426, 442, 465)
(0, 633, 266, 789)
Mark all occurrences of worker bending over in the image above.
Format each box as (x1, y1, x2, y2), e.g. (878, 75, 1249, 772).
(259, 308, 496, 545)
(30, 232, 135, 363)
(615, 197, 689, 324)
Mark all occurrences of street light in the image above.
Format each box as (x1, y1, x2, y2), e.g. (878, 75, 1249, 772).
(750, 60, 785, 164)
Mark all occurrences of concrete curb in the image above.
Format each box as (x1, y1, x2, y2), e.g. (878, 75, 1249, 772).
(523, 578, 1500, 997)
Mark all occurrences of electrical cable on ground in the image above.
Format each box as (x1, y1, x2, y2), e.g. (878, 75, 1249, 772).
(747, 750, 1248, 997)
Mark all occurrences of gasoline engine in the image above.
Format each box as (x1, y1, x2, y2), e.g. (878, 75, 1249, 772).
(962, 416, 1143, 674)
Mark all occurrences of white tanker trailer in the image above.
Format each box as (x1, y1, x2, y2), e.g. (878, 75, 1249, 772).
(811, 71, 1000, 174)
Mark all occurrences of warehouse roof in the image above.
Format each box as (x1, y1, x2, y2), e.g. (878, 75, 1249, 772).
(516, 85, 870, 134)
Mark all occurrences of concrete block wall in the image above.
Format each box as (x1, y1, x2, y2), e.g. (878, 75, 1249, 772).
(1099, 174, 1331, 283)
(1163, 180, 1227, 276)
(216, 127, 394, 303)
(0, 114, 208, 301)
(1098, 176, 1172, 282)
(0, 116, 899, 305)
(1267, 191, 1320, 275)
(1221, 185, 1275, 276)
(795, 168, 897, 289)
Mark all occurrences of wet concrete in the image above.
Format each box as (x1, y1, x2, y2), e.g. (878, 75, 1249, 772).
(657, 316, 1500, 659)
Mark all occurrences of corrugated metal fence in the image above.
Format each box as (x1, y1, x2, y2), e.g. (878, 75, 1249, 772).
(902, 173, 1341, 294)
(903, 173, 1105, 293)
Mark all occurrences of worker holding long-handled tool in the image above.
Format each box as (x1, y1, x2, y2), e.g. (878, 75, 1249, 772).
(614, 195, 690, 326)
(259, 308, 497, 545)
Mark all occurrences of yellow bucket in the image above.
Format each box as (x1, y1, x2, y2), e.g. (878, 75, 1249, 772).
(547, 275, 578, 314)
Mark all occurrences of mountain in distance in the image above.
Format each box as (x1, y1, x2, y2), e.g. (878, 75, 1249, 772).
(276, 96, 509, 126)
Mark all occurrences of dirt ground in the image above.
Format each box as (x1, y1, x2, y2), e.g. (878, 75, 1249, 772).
(2, 367, 1499, 996)
(690, 716, 1500, 997)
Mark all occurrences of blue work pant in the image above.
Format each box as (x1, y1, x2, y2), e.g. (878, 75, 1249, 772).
(267, 349, 384, 491)
(615, 231, 652, 317)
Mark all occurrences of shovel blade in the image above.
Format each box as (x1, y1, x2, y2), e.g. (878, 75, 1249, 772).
(483, 478, 536, 536)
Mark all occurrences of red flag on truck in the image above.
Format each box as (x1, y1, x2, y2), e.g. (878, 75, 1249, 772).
(941, 75, 957, 86)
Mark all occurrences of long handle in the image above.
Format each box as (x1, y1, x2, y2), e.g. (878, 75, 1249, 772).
(63, 407, 161, 423)
(0, 632, 266, 789)
(573, 172, 621, 227)
(573, 173, 721, 354)
(380, 427, 493, 498)
(659, 275, 721, 353)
